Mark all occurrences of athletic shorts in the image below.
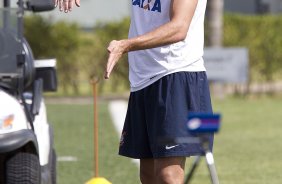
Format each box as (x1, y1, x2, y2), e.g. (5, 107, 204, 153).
(119, 72, 213, 159)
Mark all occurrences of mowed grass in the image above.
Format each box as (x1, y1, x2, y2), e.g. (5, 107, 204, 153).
(189, 97, 282, 184)
(46, 103, 139, 184)
(47, 97, 282, 184)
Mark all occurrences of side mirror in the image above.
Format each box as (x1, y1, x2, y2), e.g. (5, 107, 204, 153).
(34, 59, 58, 92)
(26, 0, 55, 12)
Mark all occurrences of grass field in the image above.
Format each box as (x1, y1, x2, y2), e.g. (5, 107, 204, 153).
(47, 96, 282, 184)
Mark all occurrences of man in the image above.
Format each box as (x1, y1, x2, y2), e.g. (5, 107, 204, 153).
(54, 0, 80, 13)
(105, 0, 213, 183)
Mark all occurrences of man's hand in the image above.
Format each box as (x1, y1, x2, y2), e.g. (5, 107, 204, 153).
(54, 0, 80, 13)
(104, 40, 128, 79)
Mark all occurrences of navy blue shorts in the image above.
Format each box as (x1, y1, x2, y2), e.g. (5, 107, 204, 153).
(119, 72, 213, 159)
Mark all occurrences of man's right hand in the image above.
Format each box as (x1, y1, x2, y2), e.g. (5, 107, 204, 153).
(54, 0, 80, 13)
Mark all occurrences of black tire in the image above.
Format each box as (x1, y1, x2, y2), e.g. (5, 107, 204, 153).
(6, 152, 40, 184)
(0, 155, 5, 183)
(50, 149, 57, 184)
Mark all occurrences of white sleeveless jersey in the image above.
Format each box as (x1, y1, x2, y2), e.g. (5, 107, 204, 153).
(128, 0, 207, 92)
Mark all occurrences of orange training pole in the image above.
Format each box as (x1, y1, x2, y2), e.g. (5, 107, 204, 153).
(86, 78, 111, 184)
(92, 79, 99, 177)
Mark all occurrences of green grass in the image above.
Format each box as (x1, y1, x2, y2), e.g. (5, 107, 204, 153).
(189, 97, 282, 184)
(47, 97, 282, 184)
(214, 97, 282, 184)
(46, 103, 139, 184)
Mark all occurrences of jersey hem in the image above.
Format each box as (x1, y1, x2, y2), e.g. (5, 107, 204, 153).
(130, 67, 206, 92)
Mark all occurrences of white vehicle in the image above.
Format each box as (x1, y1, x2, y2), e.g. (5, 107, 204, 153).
(0, 0, 57, 183)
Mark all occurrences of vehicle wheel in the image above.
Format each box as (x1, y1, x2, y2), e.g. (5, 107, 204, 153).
(0, 155, 5, 183)
(51, 149, 57, 184)
(6, 152, 40, 184)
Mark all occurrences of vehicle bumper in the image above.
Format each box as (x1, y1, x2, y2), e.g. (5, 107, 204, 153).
(0, 129, 38, 153)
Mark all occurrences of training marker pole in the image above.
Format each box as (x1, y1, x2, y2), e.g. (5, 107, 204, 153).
(93, 79, 99, 177)
(85, 79, 111, 184)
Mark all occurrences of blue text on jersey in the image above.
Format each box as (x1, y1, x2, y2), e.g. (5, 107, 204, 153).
(132, 0, 162, 13)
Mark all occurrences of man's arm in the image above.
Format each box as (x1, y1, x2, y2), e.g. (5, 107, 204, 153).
(105, 0, 198, 79)
(54, 0, 80, 12)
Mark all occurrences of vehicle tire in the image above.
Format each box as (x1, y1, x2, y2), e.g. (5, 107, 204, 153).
(6, 152, 40, 184)
(51, 149, 57, 184)
(0, 155, 5, 183)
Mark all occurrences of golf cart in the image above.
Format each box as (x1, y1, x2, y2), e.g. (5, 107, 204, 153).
(0, 0, 57, 183)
